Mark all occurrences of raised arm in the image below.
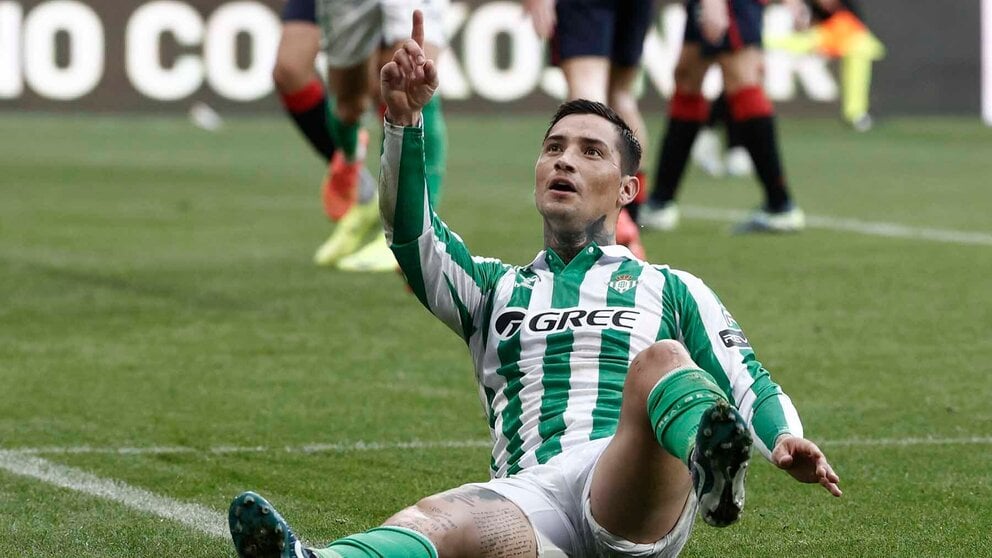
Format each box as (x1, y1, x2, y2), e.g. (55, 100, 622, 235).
(378, 11, 511, 341)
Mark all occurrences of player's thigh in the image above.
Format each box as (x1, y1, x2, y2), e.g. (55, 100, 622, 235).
(588, 341, 695, 543)
(672, 43, 709, 93)
(717, 46, 764, 93)
(273, 22, 321, 92)
(561, 57, 610, 102)
(384, 484, 538, 558)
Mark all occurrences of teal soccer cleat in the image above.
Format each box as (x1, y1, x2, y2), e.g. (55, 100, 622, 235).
(691, 400, 753, 527)
(229, 491, 316, 558)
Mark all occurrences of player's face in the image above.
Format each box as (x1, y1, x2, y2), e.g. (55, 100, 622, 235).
(534, 114, 626, 230)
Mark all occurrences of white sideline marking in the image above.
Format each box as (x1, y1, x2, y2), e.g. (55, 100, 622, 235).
(819, 436, 992, 448)
(0, 451, 227, 538)
(682, 206, 992, 247)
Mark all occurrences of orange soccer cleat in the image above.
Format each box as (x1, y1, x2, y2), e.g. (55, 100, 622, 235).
(321, 129, 369, 222)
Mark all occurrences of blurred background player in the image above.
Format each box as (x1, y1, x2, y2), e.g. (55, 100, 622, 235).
(523, 0, 652, 259)
(640, 0, 808, 233)
(312, 0, 449, 272)
(272, 0, 378, 261)
(766, 0, 884, 131)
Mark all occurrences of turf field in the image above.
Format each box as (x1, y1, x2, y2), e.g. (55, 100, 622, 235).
(1, 113, 990, 557)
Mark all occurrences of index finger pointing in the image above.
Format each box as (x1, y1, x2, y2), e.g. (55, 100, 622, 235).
(411, 9, 424, 48)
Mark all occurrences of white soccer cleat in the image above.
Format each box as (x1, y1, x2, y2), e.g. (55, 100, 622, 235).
(639, 202, 681, 232)
(691, 129, 725, 178)
(850, 113, 874, 133)
(733, 205, 806, 234)
(724, 147, 754, 178)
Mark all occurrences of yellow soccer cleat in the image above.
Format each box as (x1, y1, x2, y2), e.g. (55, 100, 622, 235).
(313, 199, 381, 266)
(336, 232, 398, 273)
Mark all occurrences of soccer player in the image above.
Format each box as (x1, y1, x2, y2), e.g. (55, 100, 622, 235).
(228, 13, 842, 558)
(311, 0, 449, 272)
(523, 0, 652, 259)
(766, 0, 884, 131)
(640, 0, 808, 233)
(272, 0, 377, 258)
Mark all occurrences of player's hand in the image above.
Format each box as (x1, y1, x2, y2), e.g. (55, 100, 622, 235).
(772, 435, 843, 497)
(523, 0, 556, 39)
(699, 0, 730, 45)
(381, 10, 438, 126)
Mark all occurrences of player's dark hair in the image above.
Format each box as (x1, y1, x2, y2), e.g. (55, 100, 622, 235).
(544, 99, 642, 175)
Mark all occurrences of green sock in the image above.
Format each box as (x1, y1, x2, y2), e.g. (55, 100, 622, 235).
(328, 110, 361, 161)
(312, 526, 438, 558)
(421, 96, 447, 207)
(646, 367, 728, 464)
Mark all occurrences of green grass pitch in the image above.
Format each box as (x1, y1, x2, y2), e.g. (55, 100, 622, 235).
(1, 113, 990, 557)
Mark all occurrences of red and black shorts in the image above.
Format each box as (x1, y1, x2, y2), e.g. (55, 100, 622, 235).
(683, 0, 764, 57)
(281, 0, 316, 23)
(550, 0, 657, 68)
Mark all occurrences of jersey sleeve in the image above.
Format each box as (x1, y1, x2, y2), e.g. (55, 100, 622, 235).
(663, 269, 804, 460)
(378, 119, 511, 342)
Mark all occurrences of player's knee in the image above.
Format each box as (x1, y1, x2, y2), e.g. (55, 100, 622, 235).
(271, 59, 309, 94)
(673, 63, 704, 92)
(626, 341, 693, 396)
(607, 89, 636, 114)
(382, 497, 458, 555)
(334, 95, 371, 123)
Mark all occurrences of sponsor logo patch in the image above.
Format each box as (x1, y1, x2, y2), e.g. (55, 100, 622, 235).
(719, 329, 751, 349)
(493, 307, 641, 339)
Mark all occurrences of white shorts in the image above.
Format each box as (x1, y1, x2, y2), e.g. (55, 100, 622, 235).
(316, 0, 448, 68)
(470, 438, 698, 558)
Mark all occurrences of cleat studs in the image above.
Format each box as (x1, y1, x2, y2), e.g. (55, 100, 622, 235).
(235, 506, 242, 518)
(261, 506, 270, 515)
(704, 449, 713, 457)
(244, 496, 255, 506)
(720, 442, 732, 449)
(234, 521, 243, 533)
(278, 540, 286, 550)
(703, 428, 712, 437)
(275, 526, 284, 535)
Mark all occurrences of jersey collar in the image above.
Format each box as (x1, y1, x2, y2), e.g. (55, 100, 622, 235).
(529, 243, 637, 274)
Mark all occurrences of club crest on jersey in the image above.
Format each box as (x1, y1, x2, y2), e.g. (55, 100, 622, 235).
(609, 274, 637, 294)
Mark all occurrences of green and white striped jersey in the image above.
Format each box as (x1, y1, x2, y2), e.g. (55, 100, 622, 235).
(379, 121, 802, 479)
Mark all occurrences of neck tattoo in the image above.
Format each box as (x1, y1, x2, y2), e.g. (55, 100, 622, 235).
(546, 215, 613, 263)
